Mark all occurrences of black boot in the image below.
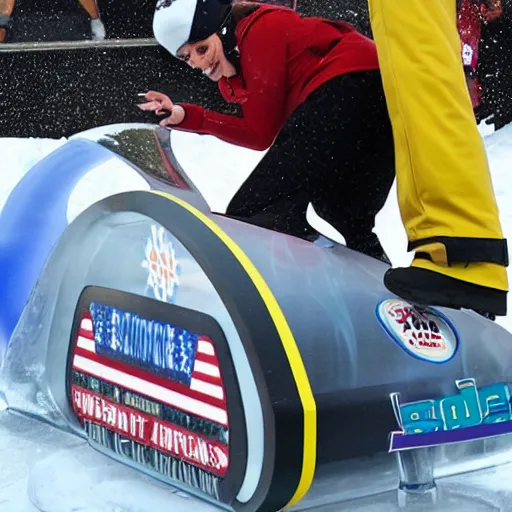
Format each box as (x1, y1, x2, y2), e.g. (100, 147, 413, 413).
(384, 266, 507, 317)
(346, 232, 391, 264)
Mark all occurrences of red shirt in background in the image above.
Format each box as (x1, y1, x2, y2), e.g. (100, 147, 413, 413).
(458, 0, 502, 72)
(174, 6, 379, 151)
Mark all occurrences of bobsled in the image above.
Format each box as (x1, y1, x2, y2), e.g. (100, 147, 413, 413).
(2, 125, 512, 511)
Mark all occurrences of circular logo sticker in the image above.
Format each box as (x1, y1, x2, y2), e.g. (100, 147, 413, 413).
(376, 299, 459, 363)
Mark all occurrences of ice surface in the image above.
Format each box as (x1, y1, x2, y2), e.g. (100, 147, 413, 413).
(0, 410, 215, 512)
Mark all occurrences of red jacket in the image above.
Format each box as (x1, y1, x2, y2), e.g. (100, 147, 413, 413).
(174, 6, 379, 151)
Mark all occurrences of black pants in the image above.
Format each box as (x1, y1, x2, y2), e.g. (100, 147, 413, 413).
(226, 70, 395, 259)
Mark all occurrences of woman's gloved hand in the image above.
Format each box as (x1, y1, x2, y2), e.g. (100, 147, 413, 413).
(137, 91, 186, 126)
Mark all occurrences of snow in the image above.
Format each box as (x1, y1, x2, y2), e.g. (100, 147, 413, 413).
(66, 157, 150, 224)
(0, 137, 67, 214)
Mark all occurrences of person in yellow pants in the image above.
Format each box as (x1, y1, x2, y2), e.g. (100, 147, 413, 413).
(368, 0, 509, 318)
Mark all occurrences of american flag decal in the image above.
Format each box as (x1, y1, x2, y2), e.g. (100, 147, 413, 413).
(70, 303, 230, 478)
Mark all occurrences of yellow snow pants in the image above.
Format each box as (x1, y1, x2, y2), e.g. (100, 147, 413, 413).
(367, 0, 509, 292)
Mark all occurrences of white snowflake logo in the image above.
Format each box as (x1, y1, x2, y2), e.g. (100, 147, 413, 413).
(141, 225, 180, 303)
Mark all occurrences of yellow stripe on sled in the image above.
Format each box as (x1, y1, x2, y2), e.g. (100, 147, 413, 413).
(152, 191, 317, 508)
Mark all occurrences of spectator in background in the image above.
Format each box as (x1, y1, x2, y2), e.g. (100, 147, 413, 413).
(0, 0, 14, 42)
(457, 0, 502, 121)
(0, 0, 105, 43)
(79, 0, 105, 40)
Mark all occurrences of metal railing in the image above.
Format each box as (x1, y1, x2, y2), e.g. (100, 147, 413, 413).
(0, 38, 159, 53)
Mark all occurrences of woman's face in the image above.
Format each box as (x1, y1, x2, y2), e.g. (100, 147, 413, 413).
(176, 34, 236, 82)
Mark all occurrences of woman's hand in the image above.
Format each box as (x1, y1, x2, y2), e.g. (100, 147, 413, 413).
(137, 91, 185, 126)
(138, 91, 173, 114)
(158, 105, 185, 127)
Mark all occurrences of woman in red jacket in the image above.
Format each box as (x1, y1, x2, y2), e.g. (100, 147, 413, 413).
(140, 0, 395, 262)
